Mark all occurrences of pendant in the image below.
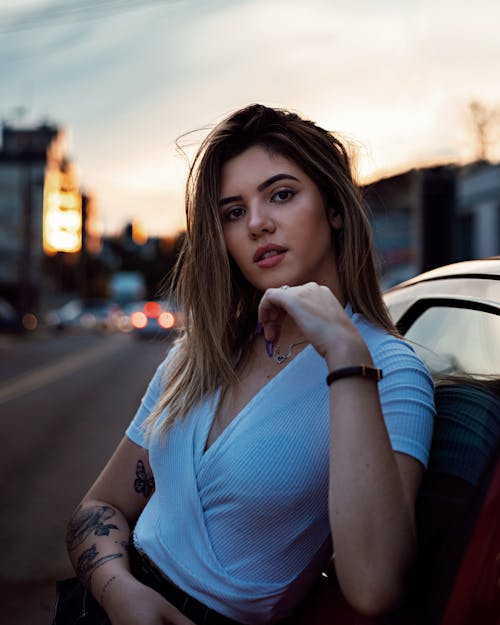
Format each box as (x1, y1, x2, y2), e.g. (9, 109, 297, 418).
(274, 345, 293, 364)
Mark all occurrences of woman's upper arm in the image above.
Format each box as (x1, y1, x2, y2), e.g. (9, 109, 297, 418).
(82, 354, 175, 526)
(83, 436, 155, 528)
(394, 451, 425, 514)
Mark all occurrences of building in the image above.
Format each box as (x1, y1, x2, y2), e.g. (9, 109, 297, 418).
(0, 124, 57, 311)
(363, 170, 420, 288)
(364, 162, 499, 287)
(0, 122, 99, 312)
(457, 162, 500, 260)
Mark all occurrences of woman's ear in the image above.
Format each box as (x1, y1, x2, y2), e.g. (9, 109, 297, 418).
(329, 208, 342, 230)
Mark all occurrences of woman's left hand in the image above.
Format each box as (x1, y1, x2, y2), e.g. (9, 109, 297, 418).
(258, 282, 367, 363)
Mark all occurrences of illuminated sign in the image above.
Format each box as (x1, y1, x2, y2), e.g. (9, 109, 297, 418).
(43, 190, 82, 253)
(132, 219, 148, 245)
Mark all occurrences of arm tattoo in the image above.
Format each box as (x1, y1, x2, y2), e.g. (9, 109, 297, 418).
(134, 459, 155, 498)
(76, 544, 123, 587)
(99, 575, 117, 605)
(66, 504, 119, 551)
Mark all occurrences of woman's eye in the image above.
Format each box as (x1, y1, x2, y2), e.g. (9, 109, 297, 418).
(271, 189, 294, 202)
(225, 206, 245, 221)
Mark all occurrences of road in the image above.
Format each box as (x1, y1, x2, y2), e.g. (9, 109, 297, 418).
(0, 329, 171, 624)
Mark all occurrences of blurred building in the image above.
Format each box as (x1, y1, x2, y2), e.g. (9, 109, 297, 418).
(0, 122, 100, 312)
(364, 163, 500, 287)
(99, 223, 186, 300)
(0, 124, 53, 312)
(457, 162, 500, 260)
(364, 170, 420, 289)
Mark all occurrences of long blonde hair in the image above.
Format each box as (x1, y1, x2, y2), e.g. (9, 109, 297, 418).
(145, 104, 396, 436)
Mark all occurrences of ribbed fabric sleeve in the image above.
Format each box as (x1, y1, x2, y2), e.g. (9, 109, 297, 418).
(125, 307, 436, 624)
(125, 370, 158, 449)
(126, 344, 179, 448)
(350, 311, 436, 467)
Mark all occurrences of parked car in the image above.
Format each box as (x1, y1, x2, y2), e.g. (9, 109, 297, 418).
(0, 297, 24, 333)
(45, 298, 122, 333)
(383, 256, 500, 625)
(294, 257, 500, 625)
(384, 257, 500, 377)
(0, 297, 38, 333)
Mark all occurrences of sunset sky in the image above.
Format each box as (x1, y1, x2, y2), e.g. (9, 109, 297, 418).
(1, 0, 499, 237)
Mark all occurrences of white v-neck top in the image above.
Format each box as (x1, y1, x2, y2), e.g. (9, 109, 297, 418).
(126, 307, 435, 624)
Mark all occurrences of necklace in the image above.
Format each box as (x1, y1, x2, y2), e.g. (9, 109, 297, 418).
(256, 323, 307, 365)
(273, 339, 308, 365)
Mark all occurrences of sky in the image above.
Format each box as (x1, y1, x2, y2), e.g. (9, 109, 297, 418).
(1, 0, 500, 237)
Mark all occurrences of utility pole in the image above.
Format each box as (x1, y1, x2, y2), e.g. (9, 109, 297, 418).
(19, 160, 34, 313)
(418, 167, 456, 272)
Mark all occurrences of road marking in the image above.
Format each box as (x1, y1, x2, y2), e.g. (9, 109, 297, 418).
(0, 339, 126, 405)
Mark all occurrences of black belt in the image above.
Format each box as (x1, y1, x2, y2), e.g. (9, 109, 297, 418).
(129, 544, 245, 625)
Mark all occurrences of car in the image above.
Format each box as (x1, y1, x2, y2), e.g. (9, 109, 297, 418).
(384, 257, 500, 378)
(293, 257, 500, 625)
(120, 300, 184, 340)
(45, 298, 122, 333)
(0, 297, 38, 333)
(0, 297, 24, 333)
(383, 256, 500, 625)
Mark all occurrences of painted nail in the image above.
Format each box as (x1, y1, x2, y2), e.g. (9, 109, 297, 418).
(265, 339, 274, 358)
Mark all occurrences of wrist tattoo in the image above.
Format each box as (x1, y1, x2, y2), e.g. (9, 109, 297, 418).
(99, 575, 118, 605)
(66, 504, 120, 551)
(134, 459, 155, 498)
(76, 544, 123, 588)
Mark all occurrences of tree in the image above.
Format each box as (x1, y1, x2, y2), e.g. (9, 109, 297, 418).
(467, 100, 500, 162)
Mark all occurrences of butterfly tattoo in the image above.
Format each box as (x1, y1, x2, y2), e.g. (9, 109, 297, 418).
(134, 459, 155, 498)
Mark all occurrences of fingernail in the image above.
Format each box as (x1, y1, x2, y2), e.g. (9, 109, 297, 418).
(265, 339, 274, 358)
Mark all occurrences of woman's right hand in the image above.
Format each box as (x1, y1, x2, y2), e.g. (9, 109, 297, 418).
(104, 574, 196, 625)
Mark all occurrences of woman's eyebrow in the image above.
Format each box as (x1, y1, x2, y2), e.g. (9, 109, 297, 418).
(257, 173, 299, 192)
(219, 173, 300, 206)
(219, 194, 242, 207)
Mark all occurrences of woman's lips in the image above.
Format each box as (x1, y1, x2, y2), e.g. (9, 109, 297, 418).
(253, 243, 288, 268)
(255, 250, 286, 268)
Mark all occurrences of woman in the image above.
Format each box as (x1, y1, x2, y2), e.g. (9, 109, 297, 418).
(64, 104, 435, 625)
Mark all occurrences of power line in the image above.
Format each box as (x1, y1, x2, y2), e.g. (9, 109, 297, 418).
(0, 0, 179, 34)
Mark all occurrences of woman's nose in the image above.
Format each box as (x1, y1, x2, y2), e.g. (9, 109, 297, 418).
(248, 204, 275, 238)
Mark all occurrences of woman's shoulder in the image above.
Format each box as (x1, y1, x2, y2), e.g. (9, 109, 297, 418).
(348, 308, 410, 356)
(159, 337, 184, 370)
(348, 308, 435, 395)
(144, 338, 184, 397)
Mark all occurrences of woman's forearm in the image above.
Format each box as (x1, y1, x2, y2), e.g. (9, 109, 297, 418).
(66, 499, 135, 610)
(326, 347, 416, 615)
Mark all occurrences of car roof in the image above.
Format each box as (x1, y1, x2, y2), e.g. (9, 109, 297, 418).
(385, 256, 500, 292)
(383, 257, 500, 324)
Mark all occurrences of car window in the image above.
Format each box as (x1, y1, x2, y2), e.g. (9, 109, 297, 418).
(405, 305, 500, 377)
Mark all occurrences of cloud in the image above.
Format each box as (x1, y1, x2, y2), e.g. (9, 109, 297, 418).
(1, 0, 499, 234)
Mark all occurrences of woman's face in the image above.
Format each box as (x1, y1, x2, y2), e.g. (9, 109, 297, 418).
(219, 145, 342, 294)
